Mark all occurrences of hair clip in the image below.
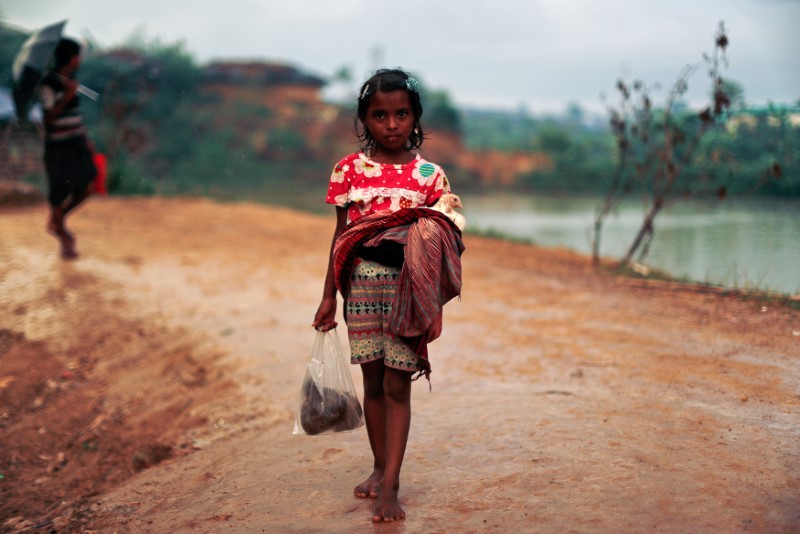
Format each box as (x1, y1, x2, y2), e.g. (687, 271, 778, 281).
(360, 84, 371, 100)
(406, 77, 420, 93)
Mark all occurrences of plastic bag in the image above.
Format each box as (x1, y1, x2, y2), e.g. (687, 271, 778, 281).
(293, 329, 364, 435)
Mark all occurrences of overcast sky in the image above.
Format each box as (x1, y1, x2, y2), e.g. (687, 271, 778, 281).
(3, 0, 799, 114)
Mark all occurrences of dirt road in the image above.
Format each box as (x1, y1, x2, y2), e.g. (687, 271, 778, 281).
(1, 197, 798, 533)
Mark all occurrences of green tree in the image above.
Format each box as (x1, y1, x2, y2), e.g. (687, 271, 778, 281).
(523, 123, 616, 193)
(420, 84, 461, 133)
(78, 36, 203, 193)
(565, 102, 585, 126)
(536, 126, 572, 153)
(715, 105, 799, 195)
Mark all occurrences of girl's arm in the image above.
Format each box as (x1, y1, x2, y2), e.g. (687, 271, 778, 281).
(312, 206, 348, 331)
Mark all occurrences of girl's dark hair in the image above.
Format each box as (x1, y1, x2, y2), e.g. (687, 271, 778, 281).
(54, 38, 81, 68)
(355, 68, 425, 152)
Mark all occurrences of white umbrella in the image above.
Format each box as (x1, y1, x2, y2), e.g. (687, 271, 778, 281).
(11, 20, 67, 121)
(11, 20, 98, 122)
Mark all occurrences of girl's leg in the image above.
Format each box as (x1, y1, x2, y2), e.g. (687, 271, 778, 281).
(47, 205, 77, 259)
(62, 187, 92, 215)
(354, 359, 386, 498)
(54, 187, 91, 258)
(372, 366, 412, 522)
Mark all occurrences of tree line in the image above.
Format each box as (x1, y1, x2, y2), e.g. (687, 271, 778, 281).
(1, 21, 797, 204)
(461, 101, 799, 197)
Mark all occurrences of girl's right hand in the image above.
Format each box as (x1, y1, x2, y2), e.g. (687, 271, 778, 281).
(312, 298, 338, 331)
(64, 78, 79, 99)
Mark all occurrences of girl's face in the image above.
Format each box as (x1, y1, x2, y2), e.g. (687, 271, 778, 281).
(362, 90, 416, 159)
(63, 53, 81, 74)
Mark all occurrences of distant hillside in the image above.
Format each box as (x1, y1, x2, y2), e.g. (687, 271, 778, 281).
(2, 25, 797, 197)
(195, 61, 553, 189)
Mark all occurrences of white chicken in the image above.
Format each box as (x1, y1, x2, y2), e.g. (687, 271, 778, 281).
(429, 193, 466, 231)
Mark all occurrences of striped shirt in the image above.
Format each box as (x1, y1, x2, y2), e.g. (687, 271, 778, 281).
(40, 73, 86, 142)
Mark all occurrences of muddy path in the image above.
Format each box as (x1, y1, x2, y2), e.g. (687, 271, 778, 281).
(1, 197, 798, 532)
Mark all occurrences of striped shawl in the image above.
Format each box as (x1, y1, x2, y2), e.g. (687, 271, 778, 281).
(333, 209, 465, 379)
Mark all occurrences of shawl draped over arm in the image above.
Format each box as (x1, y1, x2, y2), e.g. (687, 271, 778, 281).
(333, 208, 465, 380)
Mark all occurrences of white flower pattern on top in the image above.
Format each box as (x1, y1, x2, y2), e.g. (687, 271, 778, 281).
(326, 152, 450, 223)
(353, 156, 383, 178)
(333, 192, 348, 206)
(330, 163, 348, 183)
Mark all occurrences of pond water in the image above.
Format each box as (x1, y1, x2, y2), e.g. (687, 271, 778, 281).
(459, 193, 800, 295)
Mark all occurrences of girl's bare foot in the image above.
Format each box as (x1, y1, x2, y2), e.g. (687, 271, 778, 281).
(371, 488, 405, 522)
(49, 224, 77, 259)
(60, 239, 79, 260)
(59, 231, 77, 259)
(354, 470, 382, 499)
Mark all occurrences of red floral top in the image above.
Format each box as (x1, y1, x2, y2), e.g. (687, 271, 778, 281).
(326, 152, 450, 223)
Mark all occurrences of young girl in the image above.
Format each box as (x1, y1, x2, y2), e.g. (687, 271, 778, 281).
(40, 38, 97, 259)
(312, 68, 464, 523)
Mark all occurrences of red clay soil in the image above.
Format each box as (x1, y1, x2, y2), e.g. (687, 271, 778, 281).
(0, 196, 798, 533)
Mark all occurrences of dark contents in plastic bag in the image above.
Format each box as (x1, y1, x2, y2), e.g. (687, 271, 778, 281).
(300, 376, 364, 435)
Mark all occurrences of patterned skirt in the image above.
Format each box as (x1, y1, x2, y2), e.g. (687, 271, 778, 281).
(345, 259, 421, 372)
